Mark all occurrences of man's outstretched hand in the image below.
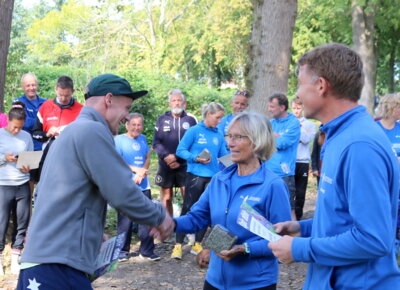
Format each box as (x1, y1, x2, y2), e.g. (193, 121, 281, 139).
(149, 214, 175, 242)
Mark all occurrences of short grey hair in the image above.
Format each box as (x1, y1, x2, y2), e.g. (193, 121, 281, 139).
(228, 112, 275, 161)
(201, 102, 224, 119)
(126, 112, 144, 123)
(168, 89, 185, 102)
(21, 72, 38, 85)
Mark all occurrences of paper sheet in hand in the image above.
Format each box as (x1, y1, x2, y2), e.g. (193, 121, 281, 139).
(237, 197, 281, 242)
(16, 151, 43, 169)
(90, 232, 126, 281)
(218, 154, 234, 167)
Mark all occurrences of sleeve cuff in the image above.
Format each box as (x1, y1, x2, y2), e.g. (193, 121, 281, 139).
(292, 237, 312, 262)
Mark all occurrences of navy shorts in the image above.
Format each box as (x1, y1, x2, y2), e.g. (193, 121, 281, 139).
(155, 166, 186, 188)
(17, 264, 92, 290)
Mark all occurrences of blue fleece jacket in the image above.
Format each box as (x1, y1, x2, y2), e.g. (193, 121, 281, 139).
(267, 113, 300, 177)
(292, 106, 400, 289)
(13, 95, 47, 151)
(175, 162, 291, 290)
(176, 121, 228, 177)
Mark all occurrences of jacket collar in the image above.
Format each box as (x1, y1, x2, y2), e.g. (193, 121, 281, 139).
(198, 120, 218, 132)
(217, 161, 268, 186)
(321, 105, 365, 140)
(78, 107, 111, 135)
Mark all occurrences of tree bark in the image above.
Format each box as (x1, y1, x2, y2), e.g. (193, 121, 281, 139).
(246, 0, 297, 114)
(0, 0, 15, 113)
(351, 0, 376, 114)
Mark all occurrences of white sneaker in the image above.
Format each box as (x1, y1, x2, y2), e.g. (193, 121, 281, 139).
(11, 249, 21, 275)
(187, 234, 195, 246)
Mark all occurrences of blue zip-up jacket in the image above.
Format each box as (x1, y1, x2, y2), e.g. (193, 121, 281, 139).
(292, 106, 400, 289)
(217, 113, 233, 151)
(175, 162, 291, 289)
(13, 94, 47, 151)
(267, 113, 300, 177)
(176, 121, 228, 177)
(217, 113, 234, 136)
(152, 111, 197, 169)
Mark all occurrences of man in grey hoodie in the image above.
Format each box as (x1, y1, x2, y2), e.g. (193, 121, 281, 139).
(17, 74, 174, 289)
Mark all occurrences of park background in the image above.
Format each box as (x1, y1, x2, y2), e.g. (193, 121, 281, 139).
(0, 0, 400, 288)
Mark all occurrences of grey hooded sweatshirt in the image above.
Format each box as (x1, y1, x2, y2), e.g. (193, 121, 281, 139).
(21, 107, 166, 274)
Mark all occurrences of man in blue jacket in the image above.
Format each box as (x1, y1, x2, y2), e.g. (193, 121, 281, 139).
(267, 93, 300, 220)
(269, 43, 400, 289)
(13, 73, 47, 151)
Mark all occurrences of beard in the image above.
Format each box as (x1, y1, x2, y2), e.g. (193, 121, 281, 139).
(171, 107, 183, 115)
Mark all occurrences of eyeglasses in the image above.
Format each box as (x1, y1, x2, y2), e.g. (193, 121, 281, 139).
(224, 134, 250, 142)
(235, 91, 249, 97)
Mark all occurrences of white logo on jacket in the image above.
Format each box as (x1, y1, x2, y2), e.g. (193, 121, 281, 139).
(213, 137, 219, 145)
(182, 122, 190, 129)
(132, 142, 141, 151)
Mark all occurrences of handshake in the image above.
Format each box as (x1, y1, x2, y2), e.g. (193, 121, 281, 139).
(149, 214, 175, 242)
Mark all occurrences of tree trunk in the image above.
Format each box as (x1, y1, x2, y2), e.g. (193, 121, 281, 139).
(0, 0, 15, 113)
(351, 0, 376, 114)
(388, 43, 396, 93)
(246, 0, 297, 114)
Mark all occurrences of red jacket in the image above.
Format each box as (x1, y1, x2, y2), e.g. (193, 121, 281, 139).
(32, 98, 83, 142)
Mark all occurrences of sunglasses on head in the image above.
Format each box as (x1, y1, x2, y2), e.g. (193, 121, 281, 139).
(235, 91, 248, 97)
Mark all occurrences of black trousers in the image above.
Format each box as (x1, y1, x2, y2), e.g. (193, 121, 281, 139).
(294, 162, 309, 220)
(117, 189, 155, 256)
(0, 182, 31, 252)
(176, 172, 211, 244)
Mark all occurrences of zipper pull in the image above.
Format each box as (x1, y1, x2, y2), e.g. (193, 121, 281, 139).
(225, 208, 228, 214)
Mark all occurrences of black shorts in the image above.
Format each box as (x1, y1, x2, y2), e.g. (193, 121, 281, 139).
(155, 166, 187, 188)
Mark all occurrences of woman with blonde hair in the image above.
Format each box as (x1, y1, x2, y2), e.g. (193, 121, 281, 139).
(376, 93, 400, 161)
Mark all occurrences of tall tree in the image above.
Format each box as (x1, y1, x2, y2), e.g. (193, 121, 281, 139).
(351, 0, 376, 113)
(246, 0, 298, 114)
(0, 0, 15, 113)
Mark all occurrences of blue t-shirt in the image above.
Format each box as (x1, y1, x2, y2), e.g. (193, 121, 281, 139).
(114, 134, 150, 190)
(376, 120, 400, 157)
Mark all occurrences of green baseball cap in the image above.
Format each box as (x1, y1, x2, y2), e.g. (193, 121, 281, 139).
(84, 74, 148, 100)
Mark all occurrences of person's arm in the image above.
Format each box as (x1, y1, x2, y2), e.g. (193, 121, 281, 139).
(174, 181, 212, 233)
(78, 124, 167, 227)
(310, 132, 320, 172)
(152, 116, 170, 159)
(275, 118, 301, 150)
(299, 120, 316, 145)
(292, 143, 396, 266)
(246, 179, 292, 258)
(176, 127, 197, 163)
(131, 152, 150, 184)
(32, 114, 49, 142)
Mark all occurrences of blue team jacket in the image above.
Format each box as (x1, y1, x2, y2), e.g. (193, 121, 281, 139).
(292, 106, 400, 289)
(175, 161, 291, 289)
(267, 113, 300, 177)
(176, 121, 228, 177)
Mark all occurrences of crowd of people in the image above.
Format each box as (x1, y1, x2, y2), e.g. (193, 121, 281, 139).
(0, 42, 398, 289)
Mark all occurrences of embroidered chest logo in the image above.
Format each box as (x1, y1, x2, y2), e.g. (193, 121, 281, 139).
(198, 133, 207, 144)
(132, 142, 141, 151)
(182, 122, 190, 130)
(213, 137, 219, 145)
